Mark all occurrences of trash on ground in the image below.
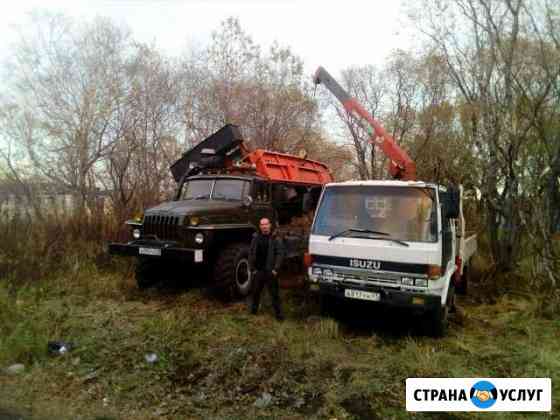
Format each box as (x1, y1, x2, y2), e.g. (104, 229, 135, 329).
(145, 353, 158, 364)
(48, 341, 74, 356)
(82, 370, 99, 383)
(254, 392, 273, 408)
(4, 364, 25, 375)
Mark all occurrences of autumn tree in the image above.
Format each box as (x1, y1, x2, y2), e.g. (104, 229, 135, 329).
(413, 0, 560, 281)
(181, 17, 320, 154)
(5, 13, 134, 217)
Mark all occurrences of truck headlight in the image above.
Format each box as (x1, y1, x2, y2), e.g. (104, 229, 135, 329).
(322, 269, 334, 281)
(189, 216, 200, 226)
(401, 277, 414, 285)
(132, 229, 141, 239)
(309, 266, 322, 282)
(195, 233, 204, 244)
(414, 278, 428, 287)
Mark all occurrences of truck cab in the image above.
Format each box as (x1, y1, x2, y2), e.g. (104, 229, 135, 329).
(307, 180, 475, 336)
(109, 124, 332, 298)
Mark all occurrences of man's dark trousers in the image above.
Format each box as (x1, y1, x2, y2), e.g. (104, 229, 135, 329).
(250, 270, 283, 320)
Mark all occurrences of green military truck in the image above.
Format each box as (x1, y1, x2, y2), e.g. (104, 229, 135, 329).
(109, 125, 332, 298)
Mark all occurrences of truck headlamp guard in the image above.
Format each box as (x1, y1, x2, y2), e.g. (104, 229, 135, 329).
(401, 277, 414, 285)
(414, 278, 428, 287)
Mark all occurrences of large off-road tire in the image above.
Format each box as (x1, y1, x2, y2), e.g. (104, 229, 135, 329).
(213, 243, 252, 300)
(422, 285, 454, 338)
(135, 258, 160, 289)
(456, 265, 469, 295)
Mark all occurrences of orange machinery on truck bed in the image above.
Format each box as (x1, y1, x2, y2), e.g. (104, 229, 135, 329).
(170, 124, 333, 187)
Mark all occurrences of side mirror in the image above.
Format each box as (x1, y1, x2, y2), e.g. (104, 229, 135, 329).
(302, 192, 314, 213)
(242, 195, 253, 208)
(442, 187, 460, 219)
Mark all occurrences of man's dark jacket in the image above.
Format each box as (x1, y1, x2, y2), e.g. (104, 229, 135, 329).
(249, 232, 284, 273)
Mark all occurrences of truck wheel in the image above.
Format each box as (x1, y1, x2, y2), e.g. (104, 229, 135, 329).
(213, 243, 252, 300)
(456, 265, 469, 295)
(423, 283, 455, 338)
(422, 304, 448, 338)
(135, 258, 160, 289)
(320, 293, 336, 317)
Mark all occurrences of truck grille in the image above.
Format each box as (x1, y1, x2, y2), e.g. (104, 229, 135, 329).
(317, 266, 401, 289)
(367, 276, 399, 285)
(143, 215, 180, 240)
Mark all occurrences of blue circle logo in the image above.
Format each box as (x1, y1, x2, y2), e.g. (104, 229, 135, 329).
(470, 381, 498, 409)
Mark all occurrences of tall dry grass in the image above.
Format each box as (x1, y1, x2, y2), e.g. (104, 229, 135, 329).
(0, 212, 129, 286)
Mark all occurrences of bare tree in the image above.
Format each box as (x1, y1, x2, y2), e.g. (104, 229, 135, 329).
(122, 44, 182, 211)
(7, 13, 133, 216)
(413, 0, 546, 272)
(181, 18, 319, 154)
(0, 104, 45, 220)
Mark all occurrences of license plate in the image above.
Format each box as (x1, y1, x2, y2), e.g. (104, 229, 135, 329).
(139, 247, 161, 256)
(344, 289, 380, 301)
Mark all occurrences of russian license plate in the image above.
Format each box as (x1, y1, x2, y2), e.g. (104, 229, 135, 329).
(344, 289, 380, 301)
(139, 247, 161, 256)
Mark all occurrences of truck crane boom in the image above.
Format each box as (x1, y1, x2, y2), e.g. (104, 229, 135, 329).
(313, 66, 416, 181)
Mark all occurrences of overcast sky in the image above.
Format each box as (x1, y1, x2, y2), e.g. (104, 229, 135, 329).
(0, 0, 417, 75)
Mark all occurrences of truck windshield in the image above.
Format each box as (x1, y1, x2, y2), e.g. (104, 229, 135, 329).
(182, 179, 213, 200)
(212, 179, 250, 201)
(312, 186, 437, 243)
(182, 179, 250, 201)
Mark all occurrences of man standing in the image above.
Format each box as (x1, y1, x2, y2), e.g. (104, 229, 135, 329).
(248, 217, 285, 321)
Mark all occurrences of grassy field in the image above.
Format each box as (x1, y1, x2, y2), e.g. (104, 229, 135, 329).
(0, 258, 558, 420)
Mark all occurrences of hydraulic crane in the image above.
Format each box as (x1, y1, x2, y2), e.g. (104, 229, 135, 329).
(313, 66, 416, 181)
(308, 67, 478, 337)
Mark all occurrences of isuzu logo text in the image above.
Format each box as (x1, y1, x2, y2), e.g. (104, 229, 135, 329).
(349, 259, 381, 270)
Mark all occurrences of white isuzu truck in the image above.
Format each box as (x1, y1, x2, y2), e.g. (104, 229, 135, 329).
(306, 180, 477, 336)
(308, 67, 477, 336)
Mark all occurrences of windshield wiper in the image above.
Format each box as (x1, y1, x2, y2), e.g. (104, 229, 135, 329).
(328, 228, 409, 247)
(328, 228, 389, 241)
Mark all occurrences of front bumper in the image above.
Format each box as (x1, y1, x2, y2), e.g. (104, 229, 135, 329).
(108, 239, 204, 263)
(312, 281, 441, 311)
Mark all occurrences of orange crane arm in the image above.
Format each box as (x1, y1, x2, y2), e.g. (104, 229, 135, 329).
(313, 66, 416, 181)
